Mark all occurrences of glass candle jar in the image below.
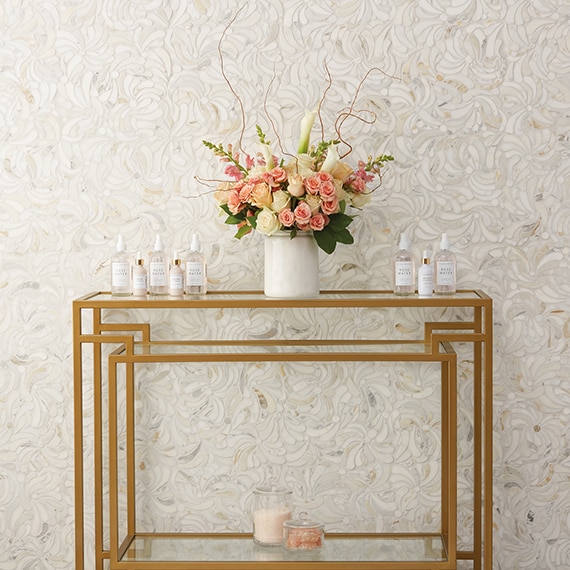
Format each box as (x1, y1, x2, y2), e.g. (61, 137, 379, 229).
(252, 485, 292, 546)
(283, 514, 325, 551)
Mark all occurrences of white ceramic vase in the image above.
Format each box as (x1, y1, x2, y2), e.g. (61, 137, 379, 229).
(264, 231, 320, 298)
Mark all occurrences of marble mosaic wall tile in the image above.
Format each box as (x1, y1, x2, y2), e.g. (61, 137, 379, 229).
(0, 0, 568, 568)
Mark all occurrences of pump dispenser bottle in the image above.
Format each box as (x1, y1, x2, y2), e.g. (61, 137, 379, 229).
(111, 234, 131, 296)
(393, 233, 415, 295)
(185, 235, 207, 295)
(434, 233, 457, 295)
(132, 252, 148, 297)
(418, 248, 434, 297)
(148, 234, 168, 295)
(168, 251, 184, 297)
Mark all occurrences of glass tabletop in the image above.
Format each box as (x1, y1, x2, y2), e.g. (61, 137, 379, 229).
(76, 289, 488, 308)
(131, 340, 444, 356)
(123, 534, 447, 563)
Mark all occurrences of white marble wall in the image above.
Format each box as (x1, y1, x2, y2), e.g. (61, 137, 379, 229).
(0, 0, 568, 568)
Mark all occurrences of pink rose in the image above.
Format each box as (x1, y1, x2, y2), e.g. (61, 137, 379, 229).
(239, 182, 254, 202)
(316, 171, 333, 183)
(227, 189, 244, 214)
(294, 201, 312, 225)
(304, 175, 321, 195)
(320, 180, 337, 201)
(278, 209, 295, 227)
(310, 213, 328, 231)
(269, 166, 288, 184)
(320, 197, 340, 215)
(350, 176, 366, 193)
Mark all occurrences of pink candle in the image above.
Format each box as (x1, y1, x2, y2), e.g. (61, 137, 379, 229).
(253, 506, 292, 545)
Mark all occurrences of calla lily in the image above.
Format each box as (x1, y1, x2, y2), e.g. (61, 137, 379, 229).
(297, 108, 317, 154)
(320, 144, 339, 173)
(259, 143, 274, 170)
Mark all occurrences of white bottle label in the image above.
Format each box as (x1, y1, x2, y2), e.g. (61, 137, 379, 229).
(169, 271, 184, 290)
(418, 266, 434, 295)
(149, 262, 167, 286)
(395, 261, 413, 286)
(186, 262, 204, 286)
(437, 261, 455, 286)
(133, 272, 147, 291)
(111, 261, 129, 287)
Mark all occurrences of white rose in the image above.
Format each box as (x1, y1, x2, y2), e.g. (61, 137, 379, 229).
(256, 208, 281, 235)
(304, 194, 322, 214)
(294, 153, 316, 177)
(270, 190, 291, 212)
(350, 192, 371, 208)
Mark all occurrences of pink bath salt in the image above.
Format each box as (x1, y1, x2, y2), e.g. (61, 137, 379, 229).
(285, 526, 323, 550)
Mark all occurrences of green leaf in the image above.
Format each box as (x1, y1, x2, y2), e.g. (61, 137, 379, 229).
(313, 228, 337, 254)
(334, 228, 354, 245)
(235, 225, 252, 239)
(327, 212, 354, 231)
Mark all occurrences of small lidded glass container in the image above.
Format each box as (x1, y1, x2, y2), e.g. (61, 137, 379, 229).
(283, 513, 325, 551)
(252, 485, 292, 546)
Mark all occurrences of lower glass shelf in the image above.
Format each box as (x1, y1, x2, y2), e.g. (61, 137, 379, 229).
(121, 533, 448, 564)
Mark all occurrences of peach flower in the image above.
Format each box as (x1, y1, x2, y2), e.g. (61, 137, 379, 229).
(320, 180, 337, 202)
(304, 175, 321, 195)
(330, 161, 353, 183)
(294, 201, 312, 225)
(287, 172, 305, 197)
(227, 189, 244, 214)
(250, 182, 272, 208)
(320, 197, 340, 215)
(278, 209, 295, 227)
(310, 213, 328, 231)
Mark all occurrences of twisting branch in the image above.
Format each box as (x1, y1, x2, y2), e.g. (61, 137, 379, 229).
(264, 71, 296, 165)
(335, 66, 399, 159)
(218, 5, 248, 155)
(318, 60, 333, 142)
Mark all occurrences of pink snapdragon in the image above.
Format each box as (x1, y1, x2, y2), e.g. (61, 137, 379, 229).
(224, 164, 244, 180)
(349, 176, 366, 193)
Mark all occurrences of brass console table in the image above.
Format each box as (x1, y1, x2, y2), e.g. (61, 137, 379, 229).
(73, 290, 493, 570)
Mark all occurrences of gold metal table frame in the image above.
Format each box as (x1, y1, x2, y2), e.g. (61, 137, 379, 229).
(73, 290, 493, 570)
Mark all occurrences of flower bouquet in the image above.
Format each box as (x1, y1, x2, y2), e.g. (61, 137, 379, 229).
(204, 109, 393, 254)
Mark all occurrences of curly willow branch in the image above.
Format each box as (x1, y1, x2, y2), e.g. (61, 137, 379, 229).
(335, 66, 400, 159)
(218, 5, 248, 156)
(264, 71, 296, 165)
(318, 60, 333, 142)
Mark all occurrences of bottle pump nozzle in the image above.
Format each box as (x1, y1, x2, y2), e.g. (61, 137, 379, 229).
(190, 234, 201, 252)
(399, 233, 411, 250)
(116, 234, 126, 252)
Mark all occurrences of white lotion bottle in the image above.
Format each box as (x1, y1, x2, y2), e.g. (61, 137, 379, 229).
(185, 235, 207, 295)
(132, 252, 148, 297)
(111, 234, 131, 296)
(168, 251, 185, 297)
(393, 233, 415, 295)
(434, 233, 457, 295)
(418, 249, 434, 297)
(148, 234, 168, 295)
